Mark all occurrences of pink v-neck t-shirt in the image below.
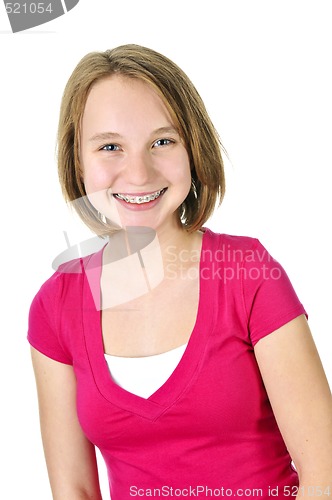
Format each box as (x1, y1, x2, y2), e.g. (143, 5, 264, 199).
(28, 229, 307, 499)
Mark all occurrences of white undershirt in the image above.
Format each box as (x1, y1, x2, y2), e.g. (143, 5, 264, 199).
(104, 343, 188, 398)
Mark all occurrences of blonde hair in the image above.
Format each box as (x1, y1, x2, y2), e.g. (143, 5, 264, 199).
(57, 44, 226, 235)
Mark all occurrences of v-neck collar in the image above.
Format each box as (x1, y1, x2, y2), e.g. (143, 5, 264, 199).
(82, 229, 217, 420)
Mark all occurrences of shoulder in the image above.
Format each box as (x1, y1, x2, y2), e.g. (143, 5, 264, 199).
(36, 258, 84, 302)
(202, 228, 264, 262)
(202, 228, 306, 345)
(27, 252, 100, 364)
(31, 249, 101, 309)
(202, 228, 281, 285)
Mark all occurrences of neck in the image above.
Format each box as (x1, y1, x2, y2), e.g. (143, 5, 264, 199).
(100, 224, 203, 309)
(105, 222, 203, 268)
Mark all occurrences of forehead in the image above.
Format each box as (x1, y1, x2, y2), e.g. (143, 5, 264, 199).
(82, 75, 175, 135)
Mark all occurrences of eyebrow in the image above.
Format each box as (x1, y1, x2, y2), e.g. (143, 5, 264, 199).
(88, 126, 180, 143)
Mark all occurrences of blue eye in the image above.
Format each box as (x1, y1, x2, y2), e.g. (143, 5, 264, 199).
(101, 144, 120, 151)
(153, 138, 173, 148)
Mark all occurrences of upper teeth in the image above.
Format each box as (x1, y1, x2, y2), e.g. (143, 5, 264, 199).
(115, 189, 164, 204)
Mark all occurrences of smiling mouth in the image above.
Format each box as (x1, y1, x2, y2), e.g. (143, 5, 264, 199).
(114, 188, 167, 204)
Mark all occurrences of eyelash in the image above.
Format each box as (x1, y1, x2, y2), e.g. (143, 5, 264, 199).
(100, 138, 175, 152)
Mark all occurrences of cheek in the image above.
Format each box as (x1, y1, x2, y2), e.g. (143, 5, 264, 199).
(86, 189, 123, 228)
(82, 158, 115, 193)
(80, 155, 123, 227)
(170, 151, 192, 190)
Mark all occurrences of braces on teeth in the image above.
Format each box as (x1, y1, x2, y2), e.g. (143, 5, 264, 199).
(115, 189, 164, 204)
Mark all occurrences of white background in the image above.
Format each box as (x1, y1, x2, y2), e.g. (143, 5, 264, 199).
(1, 1, 331, 498)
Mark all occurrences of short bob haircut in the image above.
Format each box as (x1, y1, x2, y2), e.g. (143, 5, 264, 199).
(57, 44, 226, 235)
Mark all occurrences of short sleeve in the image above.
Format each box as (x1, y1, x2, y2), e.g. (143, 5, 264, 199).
(242, 239, 307, 346)
(27, 274, 73, 364)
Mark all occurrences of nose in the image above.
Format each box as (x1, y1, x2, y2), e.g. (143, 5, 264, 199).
(123, 150, 154, 187)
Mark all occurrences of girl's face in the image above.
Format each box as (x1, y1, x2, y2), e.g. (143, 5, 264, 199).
(80, 75, 191, 234)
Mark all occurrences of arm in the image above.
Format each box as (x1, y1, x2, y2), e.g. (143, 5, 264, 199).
(31, 347, 103, 500)
(254, 315, 332, 498)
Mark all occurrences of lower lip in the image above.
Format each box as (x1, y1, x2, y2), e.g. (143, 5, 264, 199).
(113, 190, 166, 211)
